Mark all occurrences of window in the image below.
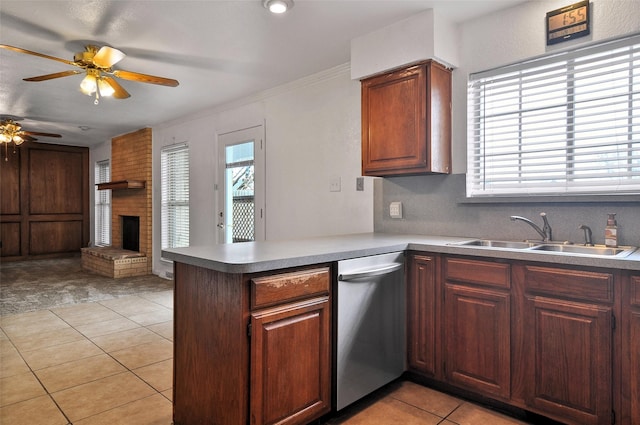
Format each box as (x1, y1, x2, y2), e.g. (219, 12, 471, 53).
(94, 159, 111, 246)
(161, 143, 189, 254)
(467, 34, 640, 198)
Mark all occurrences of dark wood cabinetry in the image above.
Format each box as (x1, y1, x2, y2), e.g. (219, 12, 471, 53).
(172, 262, 331, 425)
(407, 253, 440, 378)
(408, 254, 628, 425)
(515, 265, 614, 425)
(0, 142, 89, 260)
(250, 270, 331, 425)
(622, 274, 640, 425)
(443, 258, 511, 400)
(361, 60, 451, 176)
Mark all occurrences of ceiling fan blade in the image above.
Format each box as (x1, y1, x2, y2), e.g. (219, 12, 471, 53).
(21, 135, 38, 142)
(23, 70, 82, 82)
(102, 76, 131, 99)
(0, 44, 79, 67)
(21, 131, 62, 138)
(112, 69, 179, 87)
(93, 46, 125, 68)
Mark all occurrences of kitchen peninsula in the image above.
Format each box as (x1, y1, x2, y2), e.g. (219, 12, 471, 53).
(163, 233, 640, 425)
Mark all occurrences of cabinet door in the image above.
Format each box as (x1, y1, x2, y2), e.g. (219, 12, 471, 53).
(444, 283, 511, 399)
(251, 297, 331, 425)
(407, 254, 439, 377)
(627, 276, 640, 425)
(361, 61, 451, 176)
(524, 296, 612, 425)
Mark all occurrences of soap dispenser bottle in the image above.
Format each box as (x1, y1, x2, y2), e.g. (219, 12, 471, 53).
(605, 213, 618, 248)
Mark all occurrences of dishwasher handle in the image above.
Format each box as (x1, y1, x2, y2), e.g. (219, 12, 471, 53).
(338, 263, 403, 282)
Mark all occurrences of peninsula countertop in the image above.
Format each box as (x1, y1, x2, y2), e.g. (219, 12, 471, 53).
(162, 232, 640, 273)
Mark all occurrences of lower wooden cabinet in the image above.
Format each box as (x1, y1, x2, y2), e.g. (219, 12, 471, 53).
(173, 263, 331, 425)
(408, 254, 627, 425)
(407, 253, 439, 377)
(517, 265, 614, 425)
(443, 257, 511, 400)
(251, 297, 331, 425)
(623, 274, 640, 425)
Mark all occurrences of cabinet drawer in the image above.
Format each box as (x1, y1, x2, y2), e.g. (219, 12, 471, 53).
(631, 275, 640, 307)
(251, 267, 330, 310)
(444, 257, 510, 289)
(523, 265, 613, 304)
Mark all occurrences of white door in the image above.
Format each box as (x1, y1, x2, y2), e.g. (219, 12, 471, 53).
(216, 125, 265, 244)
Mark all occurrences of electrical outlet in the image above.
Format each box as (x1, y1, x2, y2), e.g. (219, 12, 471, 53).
(390, 201, 403, 218)
(356, 177, 364, 191)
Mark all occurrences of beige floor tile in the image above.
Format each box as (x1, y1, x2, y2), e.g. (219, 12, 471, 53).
(140, 290, 174, 309)
(0, 372, 46, 407)
(110, 339, 173, 370)
(75, 316, 140, 338)
(20, 338, 103, 370)
(389, 380, 462, 418)
(133, 359, 173, 392)
(35, 353, 126, 393)
(335, 397, 442, 425)
(52, 302, 125, 327)
(99, 296, 167, 317)
(0, 341, 30, 378)
(90, 326, 166, 352)
(51, 371, 156, 423)
(161, 388, 173, 401)
(0, 310, 70, 338)
(8, 326, 86, 352)
(147, 320, 173, 340)
(0, 394, 68, 425)
(127, 308, 173, 326)
(74, 393, 172, 425)
(446, 402, 531, 425)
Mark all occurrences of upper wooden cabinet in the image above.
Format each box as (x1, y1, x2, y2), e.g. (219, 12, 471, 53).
(361, 60, 452, 176)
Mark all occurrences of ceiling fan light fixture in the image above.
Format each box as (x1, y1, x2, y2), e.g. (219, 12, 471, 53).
(80, 72, 98, 95)
(263, 0, 293, 14)
(13, 135, 24, 145)
(0, 133, 10, 143)
(97, 78, 115, 97)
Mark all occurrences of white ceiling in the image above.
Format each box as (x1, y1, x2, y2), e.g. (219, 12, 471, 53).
(0, 0, 526, 147)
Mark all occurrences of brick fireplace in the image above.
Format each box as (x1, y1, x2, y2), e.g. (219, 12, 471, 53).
(82, 128, 153, 277)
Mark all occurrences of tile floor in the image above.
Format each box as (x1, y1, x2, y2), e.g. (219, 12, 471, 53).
(2, 290, 542, 425)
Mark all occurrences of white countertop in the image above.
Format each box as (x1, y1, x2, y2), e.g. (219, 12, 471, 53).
(162, 233, 640, 273)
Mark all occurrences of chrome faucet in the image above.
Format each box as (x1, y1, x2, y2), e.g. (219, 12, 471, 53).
(510, 212, 553, 242)
(579, 224, 594, 246)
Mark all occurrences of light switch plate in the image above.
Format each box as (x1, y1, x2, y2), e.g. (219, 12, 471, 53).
(390, 201, 403, 218)
(330, 176, 341, 192)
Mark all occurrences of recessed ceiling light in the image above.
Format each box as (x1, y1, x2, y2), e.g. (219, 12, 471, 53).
(263, 0, 293, 14)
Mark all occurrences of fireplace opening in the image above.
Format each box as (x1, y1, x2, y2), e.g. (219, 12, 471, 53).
(122, 216, 140, 252)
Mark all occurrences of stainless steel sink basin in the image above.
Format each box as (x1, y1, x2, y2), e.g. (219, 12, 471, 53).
(457, 240, 541, 249)
(531, 244, 637, 257)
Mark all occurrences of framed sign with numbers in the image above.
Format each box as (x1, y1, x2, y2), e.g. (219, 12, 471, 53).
(546, 0, 590, 45)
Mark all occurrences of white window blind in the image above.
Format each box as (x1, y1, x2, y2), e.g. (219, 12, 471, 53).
(161, 143, 189, 252)
(467, 34, 640, 198)
(94, 159, 111, 246)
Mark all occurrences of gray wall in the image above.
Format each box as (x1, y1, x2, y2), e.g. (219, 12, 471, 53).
(374, 175, 640, 247)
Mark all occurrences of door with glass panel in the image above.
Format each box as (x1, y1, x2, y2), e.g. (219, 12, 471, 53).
(217, 125, 265, 244)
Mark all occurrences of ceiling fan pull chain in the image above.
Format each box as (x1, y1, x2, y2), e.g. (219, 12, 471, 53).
(94, 90, 100, 105)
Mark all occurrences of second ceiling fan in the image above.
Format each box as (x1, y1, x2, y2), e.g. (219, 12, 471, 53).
(1, 44, 179, 102)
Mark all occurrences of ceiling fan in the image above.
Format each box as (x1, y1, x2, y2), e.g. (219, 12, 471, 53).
(0, 117, 62, 161)
(0, 44, 179, 103)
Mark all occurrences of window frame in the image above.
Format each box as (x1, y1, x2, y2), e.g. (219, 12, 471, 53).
(466, 34, 640, 201)
(160, 143, 190, 258)
(94, 159, 111, 246)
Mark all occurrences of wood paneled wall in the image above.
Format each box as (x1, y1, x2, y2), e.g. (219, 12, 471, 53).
(0, 141, 89, 260)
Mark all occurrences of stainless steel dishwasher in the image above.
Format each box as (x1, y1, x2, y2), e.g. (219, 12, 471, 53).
(336, 252, 406, 411)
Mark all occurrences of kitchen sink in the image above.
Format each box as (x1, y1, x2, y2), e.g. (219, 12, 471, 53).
(531, 244, 637, 257)
(456, 240, 541, 249)
(452, 239, 637, 258)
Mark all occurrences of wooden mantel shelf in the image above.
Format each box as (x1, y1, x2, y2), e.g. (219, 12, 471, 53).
(96, 180, 146, 190)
